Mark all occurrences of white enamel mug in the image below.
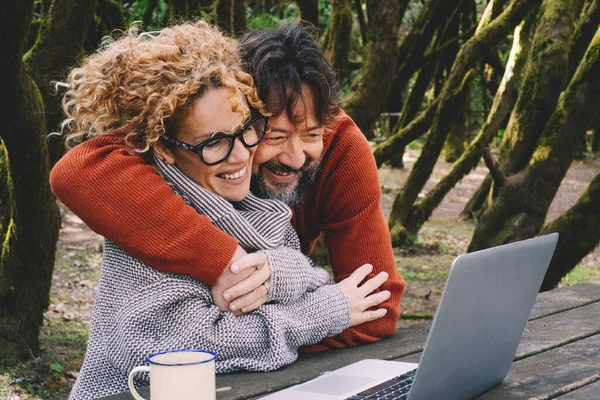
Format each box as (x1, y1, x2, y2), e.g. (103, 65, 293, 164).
(128, 349, 217, 400)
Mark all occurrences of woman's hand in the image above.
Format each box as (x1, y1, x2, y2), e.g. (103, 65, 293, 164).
(336, 264, 391, 327)
(222, 252, 271, 315)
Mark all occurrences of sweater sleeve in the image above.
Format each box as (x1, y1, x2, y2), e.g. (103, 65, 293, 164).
(104, 276, 350, 375)
(304, 112, 406, 352)
(49, 134, 238, 286)
(264, 247, 333, 303)
(264, 224, 334, 303)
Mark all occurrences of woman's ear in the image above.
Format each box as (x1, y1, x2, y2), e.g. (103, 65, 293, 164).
(152, 139, 177, 165)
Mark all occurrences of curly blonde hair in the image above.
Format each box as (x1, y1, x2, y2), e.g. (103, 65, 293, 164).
(60, 20, 265, 151)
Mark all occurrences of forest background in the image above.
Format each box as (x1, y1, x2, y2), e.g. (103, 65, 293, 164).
(2, 0, 600, 398)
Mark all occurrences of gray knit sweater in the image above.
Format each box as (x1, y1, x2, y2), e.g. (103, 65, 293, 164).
(69, 158, 351, 400)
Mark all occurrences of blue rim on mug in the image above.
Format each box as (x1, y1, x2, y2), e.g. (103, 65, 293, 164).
(146, 349, 217, 366)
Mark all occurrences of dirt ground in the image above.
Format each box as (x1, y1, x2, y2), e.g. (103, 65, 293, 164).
(1, 149, 599, 399)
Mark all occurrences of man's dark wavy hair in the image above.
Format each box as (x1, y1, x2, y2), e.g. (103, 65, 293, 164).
(240, 23, 340, 126)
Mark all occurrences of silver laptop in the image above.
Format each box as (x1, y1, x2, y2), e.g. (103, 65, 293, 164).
(261, 233, 559, 400)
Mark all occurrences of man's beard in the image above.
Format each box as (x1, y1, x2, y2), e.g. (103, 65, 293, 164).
(251, 158, 320, 206)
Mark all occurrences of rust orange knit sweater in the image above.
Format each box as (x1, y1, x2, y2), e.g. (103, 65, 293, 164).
(50, 111, 405, 351)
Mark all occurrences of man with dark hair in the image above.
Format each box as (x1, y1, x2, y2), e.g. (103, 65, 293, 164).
(243, 25, 341, 207)
(50, 23, 405, 351)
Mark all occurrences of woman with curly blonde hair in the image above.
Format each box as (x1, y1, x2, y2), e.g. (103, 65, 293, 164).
(61, 21, 388, 400)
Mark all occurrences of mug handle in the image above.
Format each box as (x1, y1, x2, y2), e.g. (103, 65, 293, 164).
(128, 366, 150, 400)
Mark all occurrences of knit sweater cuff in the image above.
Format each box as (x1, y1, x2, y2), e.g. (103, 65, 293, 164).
(264, 248, 334, 304)
(313, 285, 351, 337)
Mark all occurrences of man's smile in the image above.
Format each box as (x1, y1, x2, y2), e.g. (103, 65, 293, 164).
(263, 166, 300, 184)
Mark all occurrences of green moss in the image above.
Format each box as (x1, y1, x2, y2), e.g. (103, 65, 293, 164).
(561, 264, 600, 286)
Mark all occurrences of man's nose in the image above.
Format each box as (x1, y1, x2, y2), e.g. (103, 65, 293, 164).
(227, 137, 250, 163)
(278, 135, 305, 170)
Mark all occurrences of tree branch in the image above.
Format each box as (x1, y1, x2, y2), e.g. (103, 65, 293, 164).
(353, 0, 368, 43)
(482, 147, 505, 190)
(373, 98, 439, 168)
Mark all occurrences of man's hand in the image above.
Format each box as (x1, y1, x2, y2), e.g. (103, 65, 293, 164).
(211, 246, 271, 316)
(225, 252, 270, 314)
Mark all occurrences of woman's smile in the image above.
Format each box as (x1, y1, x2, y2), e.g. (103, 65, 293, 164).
(217, 165, 248, 181)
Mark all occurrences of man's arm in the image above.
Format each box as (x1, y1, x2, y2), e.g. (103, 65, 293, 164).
(50, 132, 238, 285)
(302, 112, 406, 351)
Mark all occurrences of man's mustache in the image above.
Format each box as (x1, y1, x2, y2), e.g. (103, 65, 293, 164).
(260, 159, 313, 174)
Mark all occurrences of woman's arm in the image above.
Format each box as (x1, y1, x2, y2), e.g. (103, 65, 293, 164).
(264, 246, 333, 303)
(104, 276, 350, 374)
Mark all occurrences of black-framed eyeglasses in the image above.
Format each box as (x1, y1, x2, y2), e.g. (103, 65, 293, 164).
(162, 115, 268, 165)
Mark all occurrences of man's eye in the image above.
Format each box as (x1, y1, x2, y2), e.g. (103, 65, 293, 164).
(302, 132, 323, 141)
(265, 136, 285, 143)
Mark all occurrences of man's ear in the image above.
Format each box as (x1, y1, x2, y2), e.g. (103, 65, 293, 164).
(152, 138, 177, 165)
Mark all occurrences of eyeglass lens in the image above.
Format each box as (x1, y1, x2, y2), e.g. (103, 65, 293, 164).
(202, 118, 266, 164)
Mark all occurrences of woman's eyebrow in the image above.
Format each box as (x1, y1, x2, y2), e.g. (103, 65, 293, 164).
(188, 131, 214, 142)
(205, 123, 244, 138)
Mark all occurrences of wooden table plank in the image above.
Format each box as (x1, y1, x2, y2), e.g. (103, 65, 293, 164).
(515, 299, 600, 360)
(387, 297, 600, 362)
(475, 334, 600, 399)
(529, 280, 600, 320)
(555, 380, 600, 399)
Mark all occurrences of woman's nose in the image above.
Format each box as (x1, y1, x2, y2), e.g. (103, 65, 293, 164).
(227, 137, 250, 163)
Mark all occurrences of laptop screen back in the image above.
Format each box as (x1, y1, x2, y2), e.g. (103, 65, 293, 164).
(408, 233, 559, 400)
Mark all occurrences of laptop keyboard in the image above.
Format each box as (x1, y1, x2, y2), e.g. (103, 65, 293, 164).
(344, 368, 417, 400)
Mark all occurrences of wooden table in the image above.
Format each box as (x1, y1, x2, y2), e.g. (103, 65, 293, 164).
(104, 279, 600, 400)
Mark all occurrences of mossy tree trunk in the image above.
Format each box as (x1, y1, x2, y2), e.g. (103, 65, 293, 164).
(539, 172, 600, 291)
(592, 126, 600, 152)
(469, 28, 600, 252)
(232, 0, 247, 36)
(387, 0, 540, 246)
(342, 0, 401, 139)
(373, 97, 440, 168)
(461, 8, 537, 221)
(464, 0, 575, 218)
(498, 0, 576, 175)
(397, 59, 438, 133)
(324, 0, 352, 84)
(390, 2, 466, 169)
(353, 0, 368, 44)
(86, 0, 125, 51)
(296, 0, 319, 27)
(143, 0, 160, 28)
(97, 0, 126, 32)
(24, 0, 96, 165)
(216, 0, 233, 34)
(441, 6, 467, 163)
(0, 0, 61, 363)
(215, 0, 246, 36)
(479, 0, 511, 91)
(385, 60, 439, 169)
(384, 0, 449, 133)
(569, 0, 600, 77)
(404, 19, 531, 237)
(165, 0, 189, 21)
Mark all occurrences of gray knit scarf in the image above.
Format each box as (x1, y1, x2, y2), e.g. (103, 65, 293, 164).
(154, 155, 293, 250)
